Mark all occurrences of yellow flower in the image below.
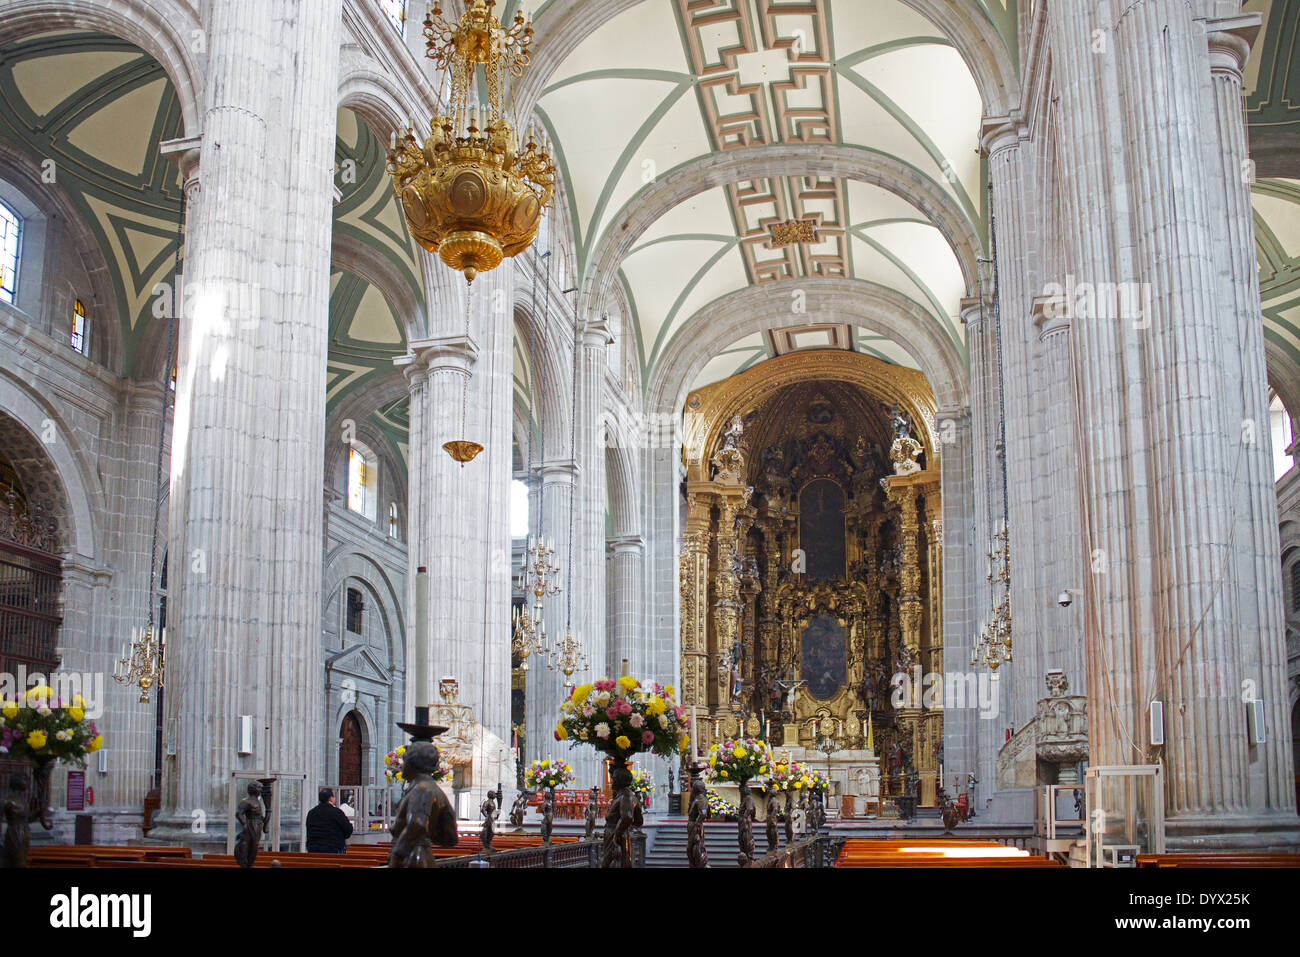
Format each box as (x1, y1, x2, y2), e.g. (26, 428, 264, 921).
(571, 683, 593, 704)
(665, 684, 675, 698)
(395, 771, 403, 781)
(760, 766, 767, 774)
(1, 701, 16, 721)
(26, 730, 47, 749)
(541, 759, 549, 767)
(733, 746, 746, 759)
(793, 781, 802, 789)
(25, 686, 52, 705)
(68, 706, 84, 723)
(618, 676, 638, 691)
(709, 755, 717, 767)
(85, 734, 103, 753)
(678, 737, 689, 754)
(720, 770, 729, 778)
(72, 694, 85, 708)
(615, 735, 631, 751)
(397, 745, 405, 754)
(555, 723, 569, 740)
(646, 697, 667, 716)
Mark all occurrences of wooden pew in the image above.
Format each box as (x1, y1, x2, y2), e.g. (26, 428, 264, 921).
(1136, 853, 1300, 868)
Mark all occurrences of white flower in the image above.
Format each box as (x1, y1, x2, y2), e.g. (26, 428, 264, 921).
(595, 722, 611, 739)
(55, 729, 72, 742)
(595, 691, 611, 707)
(36, 706, 51, 717)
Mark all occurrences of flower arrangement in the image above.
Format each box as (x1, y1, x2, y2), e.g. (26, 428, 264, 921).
(705, 738, 774, 783)
(556, 677, 689, 760)
(706, 788, 737, 820)
(0, 688, 102, 765)
(630, 767, 655, 798)
(524, 757, 574, 791)
(805, 768, 831, 792)
(767, 760, 810, 791)
(384, 744, 450, 784)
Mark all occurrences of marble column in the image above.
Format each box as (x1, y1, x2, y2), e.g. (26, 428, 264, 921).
(159, 0, 340, 838)
(1205, 14, 1295, 819)
(578, 316, 611, 681)
(606, 534, 645, 672)
(1050, 0, 1297, 847)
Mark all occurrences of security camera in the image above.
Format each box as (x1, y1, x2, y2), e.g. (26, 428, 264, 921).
(1057, 590, 1073, 608)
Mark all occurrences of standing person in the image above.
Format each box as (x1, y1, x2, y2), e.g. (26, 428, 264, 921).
(306, 787, 353, 854)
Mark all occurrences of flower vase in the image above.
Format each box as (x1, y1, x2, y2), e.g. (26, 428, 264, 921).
(599, 754, 641, 867)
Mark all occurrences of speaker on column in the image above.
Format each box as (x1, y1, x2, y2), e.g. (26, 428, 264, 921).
(1245, 698, 1266, 745)
(1149, 700, 1165, 746)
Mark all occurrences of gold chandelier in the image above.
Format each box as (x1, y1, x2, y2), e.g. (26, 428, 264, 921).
(113, 625, 164, 704)
(512, 535, 562, 668)
(973, 523, 1012, 676)
(387, 0, 556, 283)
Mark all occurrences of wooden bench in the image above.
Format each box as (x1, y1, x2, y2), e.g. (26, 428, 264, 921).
(835, 839, 1063, 869)
(1136, 853, 1300, 868)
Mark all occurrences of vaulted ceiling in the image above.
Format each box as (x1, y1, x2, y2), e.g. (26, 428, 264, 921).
(523, 0, 985, 391)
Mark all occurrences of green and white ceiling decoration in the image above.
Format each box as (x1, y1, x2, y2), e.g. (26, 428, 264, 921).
(524, 0, 988, 392)
(1253, 178, 1300, 372)
(0, 31, 184, 374)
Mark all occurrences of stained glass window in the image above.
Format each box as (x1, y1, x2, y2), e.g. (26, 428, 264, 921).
(381, 0, 406, 36)
(0, 202, 19, 304)
(70, 298, 87, 354)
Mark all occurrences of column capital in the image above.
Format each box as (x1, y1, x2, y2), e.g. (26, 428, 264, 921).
(978, 114, 1026, 158)
(959, 295, 989, 329)
(1032, 292, 1070, 341)
(580, 314, 614, 348)
(395, 334, 479, 378)
(1206, 14, 1261, 80)
(606, 534, 646, 556)
(535, 458, 580, 485)
(159, 135, 201, 200)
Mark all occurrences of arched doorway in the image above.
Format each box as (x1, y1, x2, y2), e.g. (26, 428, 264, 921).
(338, 712, 363, 787)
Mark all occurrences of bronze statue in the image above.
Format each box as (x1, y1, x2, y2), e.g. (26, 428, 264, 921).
(765, 786, 779, 853)
(1, 775, 30, 869)
(234, 780, 266, 868)
(938, 786, 959, 833)
(736, 780, 755, 867)
(508, 788, 531, 829)
(539, 787, 555, 845)
(600, 764, 643, 868)
(388, 741, 459, 867)
(479, 788, 499, 852)
(584, 786, 599, 841)
(687, 765, 709, 868)
(783, 787, 794, 845)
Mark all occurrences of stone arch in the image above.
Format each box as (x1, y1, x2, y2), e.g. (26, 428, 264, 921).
(0, 0, 204, 138)
(0, 377, 101, 559)
(331, 231, 423, 344)
(512, 296, 574, 455)
(321, 548, 407, 675)
(0, 144, 125, 374)
(580, 144, 982, 323)
(605, 441, 640, 538)
(648, 278, 969, 419)
(337, 52, 421, 142)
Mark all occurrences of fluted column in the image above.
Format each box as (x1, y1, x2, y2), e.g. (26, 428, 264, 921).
(578, 316, 612, 681)
(606, 534, 645, 672)
(160, 0, 340, 837)
(982, 117, 1037, 732)
(1050, 0, 1297, 847)
(1205, 14, 1295, 818)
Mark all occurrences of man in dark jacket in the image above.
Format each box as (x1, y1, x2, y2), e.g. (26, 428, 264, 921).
(306, 787, 354, 854)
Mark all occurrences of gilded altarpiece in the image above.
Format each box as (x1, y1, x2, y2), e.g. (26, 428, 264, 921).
(680, 352, 946, 807)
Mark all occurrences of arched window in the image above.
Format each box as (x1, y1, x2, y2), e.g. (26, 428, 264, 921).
(381, 0, 406, 35)
(0, 201, 19, 304)
(388, 501, 399, 538)
(70, 298, 88, 354)
(1270, 392, 1294, 480)
(347, 443, 377, 520)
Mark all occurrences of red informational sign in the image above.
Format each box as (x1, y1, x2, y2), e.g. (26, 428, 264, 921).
(66, 770, 85, 811)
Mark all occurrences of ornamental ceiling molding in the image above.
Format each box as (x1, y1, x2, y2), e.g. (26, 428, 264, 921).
(514, 0, 1019, 120)
(580, 143, 982, 337)
(681, 349, 938, 483)
(648, 276, 969, 416)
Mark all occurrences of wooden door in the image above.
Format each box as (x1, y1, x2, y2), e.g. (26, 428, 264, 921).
(338, 712, 362, 786)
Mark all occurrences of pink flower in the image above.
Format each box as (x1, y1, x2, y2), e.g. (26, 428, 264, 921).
(673, 707, 685, 720)
(582, 706, 595, 717)
(641, 730, 655, 746)
(595, 679, 616, 692)
(629, 713, 644, 729)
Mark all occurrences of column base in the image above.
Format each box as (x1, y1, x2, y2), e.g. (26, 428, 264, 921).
(1165, 811, 1300, 853)
(145, 810, 232, 853)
